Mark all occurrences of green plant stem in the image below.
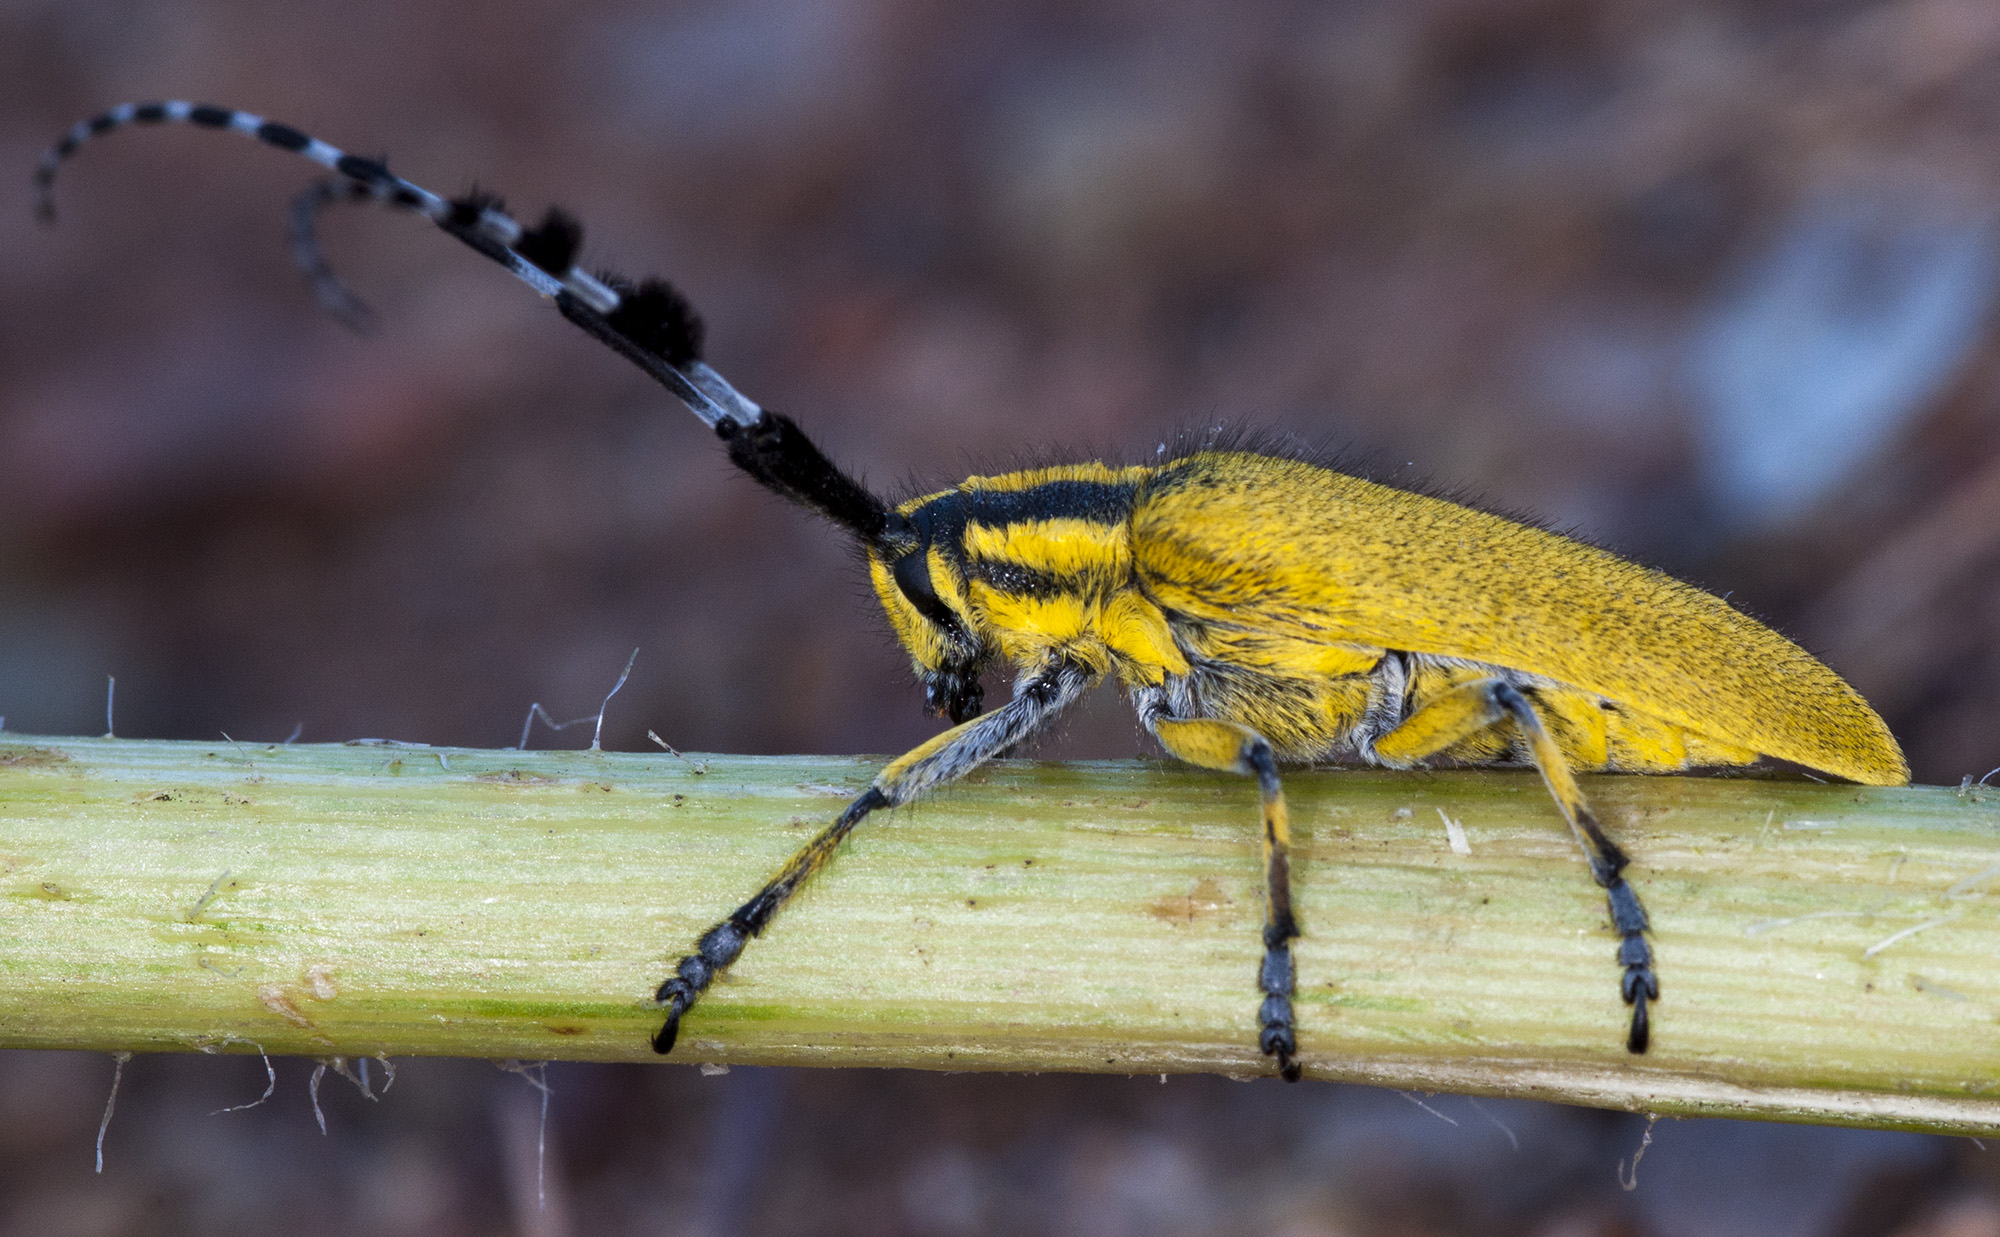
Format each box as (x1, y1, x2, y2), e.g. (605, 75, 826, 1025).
(2, 734, 1998, 1133)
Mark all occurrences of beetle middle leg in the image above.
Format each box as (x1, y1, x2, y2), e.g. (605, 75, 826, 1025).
(1372, 678, 1659, 1053)
(1148, 717, 1302, 1082)
(652, 658, 1094, 1055)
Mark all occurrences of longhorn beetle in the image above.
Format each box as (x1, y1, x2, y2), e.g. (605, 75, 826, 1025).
(36, 102, 1910, 1080)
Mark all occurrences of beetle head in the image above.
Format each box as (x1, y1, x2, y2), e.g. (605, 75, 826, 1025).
(868, 494, 986, 724)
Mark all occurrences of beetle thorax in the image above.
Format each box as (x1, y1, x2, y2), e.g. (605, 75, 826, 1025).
(868, 464, 1191, 716)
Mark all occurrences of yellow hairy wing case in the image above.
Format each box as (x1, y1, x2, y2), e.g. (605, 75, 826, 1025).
(1131, 453, 1908, 786)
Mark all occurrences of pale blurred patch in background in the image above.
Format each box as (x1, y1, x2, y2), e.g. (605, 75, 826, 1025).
(6, 1, 2000, 1232)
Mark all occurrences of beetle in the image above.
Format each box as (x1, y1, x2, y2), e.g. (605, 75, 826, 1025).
(36, 102, 1909, 1081)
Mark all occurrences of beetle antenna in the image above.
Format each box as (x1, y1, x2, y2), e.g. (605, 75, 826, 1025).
(289, 177, 380, 334)
(34, 101, 903, 549)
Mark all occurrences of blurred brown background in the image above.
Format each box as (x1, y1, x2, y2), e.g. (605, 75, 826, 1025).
(7, 0, 2000, 1233)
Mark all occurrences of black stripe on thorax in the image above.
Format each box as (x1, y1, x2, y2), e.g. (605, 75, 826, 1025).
(903, 479, 1137, 600)
(908, 479, 1137, 556)
(960, 480, 1137, 527)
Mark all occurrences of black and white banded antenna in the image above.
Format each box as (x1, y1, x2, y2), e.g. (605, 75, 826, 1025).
(35, 100, 909, 552)
(286, 176, 381, 334)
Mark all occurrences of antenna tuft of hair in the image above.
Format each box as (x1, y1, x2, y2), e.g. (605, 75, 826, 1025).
(446, 190, 503, 229)
(606, 277, 704, 367)
(516, 207, 583, 276)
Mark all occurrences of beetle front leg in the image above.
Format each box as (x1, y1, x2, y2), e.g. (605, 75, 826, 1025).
(653, 659, 1093, 1054)
(1373, 678, 1659, 1053)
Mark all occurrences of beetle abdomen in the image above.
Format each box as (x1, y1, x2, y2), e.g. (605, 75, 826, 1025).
(1133, 452, 1908, 786)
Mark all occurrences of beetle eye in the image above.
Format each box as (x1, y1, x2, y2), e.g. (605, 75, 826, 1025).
(892, 550, 958, 629)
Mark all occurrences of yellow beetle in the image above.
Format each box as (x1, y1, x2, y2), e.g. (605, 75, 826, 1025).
(38, 102, 1907, 1082)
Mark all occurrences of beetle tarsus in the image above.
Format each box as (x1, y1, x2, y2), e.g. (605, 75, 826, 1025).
(1623, 950, 1659, 1053)
(651, 989, 690, 1054)
(1259, 940, 1301, 1082)
(652, 917, 753, 1053)
(1260, 1011, 1301, 1082)
(1602, 868, 1657, 1054)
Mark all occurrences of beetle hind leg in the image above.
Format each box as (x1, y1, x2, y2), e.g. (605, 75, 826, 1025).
(1250, 746, 1303, 1081)
(1373, 678, 1659, 1053)
(1149, 717, 1302, 1082)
